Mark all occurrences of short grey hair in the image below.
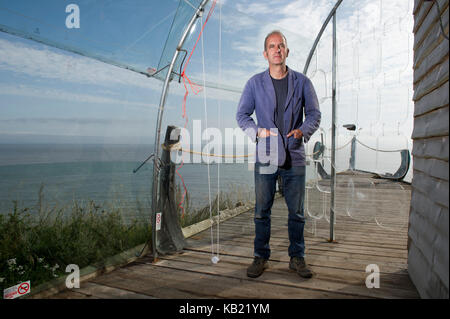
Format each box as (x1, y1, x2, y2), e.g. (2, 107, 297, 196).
(264, 30, 288, 51)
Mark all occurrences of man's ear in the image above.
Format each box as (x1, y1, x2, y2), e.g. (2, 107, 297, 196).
(263, 50, 268, 60)
(286, 48, 290, 57)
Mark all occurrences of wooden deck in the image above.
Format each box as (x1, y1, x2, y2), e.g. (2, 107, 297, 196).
(49, 171, 420, 299)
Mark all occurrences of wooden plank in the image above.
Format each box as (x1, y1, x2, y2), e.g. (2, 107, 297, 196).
(414, 38, 449, 84)
(154, 251, 413, 287)
(47, 171, 419, 299)
(193, 225, 409, 248)
(412, 135, 449, 161)
(183, 248, 408, 276)
(216, 220, 410, 242)
(413, 155, 449, 182)
(414, 82, 449, 116)
(223, 216, 410, 236)
(202, 220, 410, 245)
(185, 241, 409, 274)
(413, 57, 449, 102)
(94, 262, 362, 299)
(414, 14, 448, 73)
(188, 232, 409, 259)
(192, 229, 408, 253)
(190, 219, 409, 248)
(412, 105, 449, 139)
(187, 240, 408, 266)
(411, 170, 449, 207)
(92, 269, 210, 299)
(413, 0, 425, 16)
(49, 282, 155, 299)
(413, 0, 432, 32)
(410, 189, 449, 235)
(414, 0, 448, 50)
(152, 251, 419, 299)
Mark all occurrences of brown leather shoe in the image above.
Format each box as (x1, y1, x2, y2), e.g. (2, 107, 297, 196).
(289, 256, 313, 278)
(247, 257, 268, 278)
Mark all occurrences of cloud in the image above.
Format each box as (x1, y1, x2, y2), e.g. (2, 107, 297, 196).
(235, 2, 273, 15)
(0, 84, 160, 110)
(0, 37, 163, 91)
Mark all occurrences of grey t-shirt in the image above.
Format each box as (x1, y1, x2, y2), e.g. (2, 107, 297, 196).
(271, 75, 288, 135)
(271, 74, 291, 168)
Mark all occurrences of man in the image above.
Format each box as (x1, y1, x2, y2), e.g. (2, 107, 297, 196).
(236, 30, 321, 279)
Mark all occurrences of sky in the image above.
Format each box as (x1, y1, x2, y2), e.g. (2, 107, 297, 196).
(0, 0, 414, 150)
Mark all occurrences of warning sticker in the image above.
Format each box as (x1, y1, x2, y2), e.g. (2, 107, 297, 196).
(156, 212, 162, 231)
(3, 281, 31, 299)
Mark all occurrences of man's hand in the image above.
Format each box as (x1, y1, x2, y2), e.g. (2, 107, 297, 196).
(287, 129, 303, 139)
(258, 128, 278, 138)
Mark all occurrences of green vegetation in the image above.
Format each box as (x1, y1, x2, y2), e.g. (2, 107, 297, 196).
(0, 183, 253, 297)
(0, 190, 150, 296)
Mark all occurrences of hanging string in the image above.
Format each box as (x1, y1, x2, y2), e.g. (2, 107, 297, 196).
(176, 0, 217, 218)
(199, 12, 215, 261)
(216, 0, 222, 263)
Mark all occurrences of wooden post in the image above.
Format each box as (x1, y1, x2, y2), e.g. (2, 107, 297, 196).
(156, 125, 186, 255)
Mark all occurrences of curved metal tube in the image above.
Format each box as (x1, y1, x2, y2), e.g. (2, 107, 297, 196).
(151, 0, 210, 260)
(303, 0, 343, 75)
(302, 0, 344, 242)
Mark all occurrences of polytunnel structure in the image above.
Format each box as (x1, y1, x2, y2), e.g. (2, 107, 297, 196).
(1, 0, 447, 300)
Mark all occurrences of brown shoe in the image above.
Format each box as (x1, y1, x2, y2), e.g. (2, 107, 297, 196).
(289, 256, 313, 278)
(247, 257, 268, 278)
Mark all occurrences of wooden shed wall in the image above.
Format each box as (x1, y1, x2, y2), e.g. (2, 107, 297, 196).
(409, 0, 449, 299)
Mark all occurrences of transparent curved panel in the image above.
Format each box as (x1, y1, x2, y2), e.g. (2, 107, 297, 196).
(182, 0, 336, 94)
(0, 68, 164, 221)
(157, 0, 204, 80)
(341, 177, 376, 222)
(304, 181, 320, 235)
(332, 0, 414, 179)
(379, 83, 411, 126)
(353, 134, 379, 173)
(305, 181, 324, 221)
(375, 133, 410, 178)
(353, 80, 382, 129)
(161, 0, 338, 215)
(0, 9, 169, 287)
(0, 0, 190, 77)
(374, 183, 410, 231)
(334, 134, 354, 172)
(0, 0, 416, 288)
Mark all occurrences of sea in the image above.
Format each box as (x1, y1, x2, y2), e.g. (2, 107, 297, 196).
(0, 142, 412, 222)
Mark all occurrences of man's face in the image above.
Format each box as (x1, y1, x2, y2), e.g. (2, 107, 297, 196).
(263, 33, 289, 66)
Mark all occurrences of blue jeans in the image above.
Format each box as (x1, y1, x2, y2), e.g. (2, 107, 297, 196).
(254, 162, 306, 260)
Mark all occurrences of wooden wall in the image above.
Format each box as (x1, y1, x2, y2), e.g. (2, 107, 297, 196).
(409, 0, 449, 299)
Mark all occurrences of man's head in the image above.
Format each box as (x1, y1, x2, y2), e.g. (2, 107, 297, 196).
(263, 30, 289, 67)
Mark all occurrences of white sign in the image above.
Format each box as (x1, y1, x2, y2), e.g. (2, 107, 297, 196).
(156, 212, 162, 231)
(3, 281, 31, 299)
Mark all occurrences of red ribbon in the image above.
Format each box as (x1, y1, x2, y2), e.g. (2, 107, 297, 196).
(177, 0, 217, 218)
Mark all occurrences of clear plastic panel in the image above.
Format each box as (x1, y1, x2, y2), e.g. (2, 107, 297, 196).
(156, 0, 202, 80)
(0, 0, 416, 286)
(0, 0, 190, 77)
(374, 183, 410, 231)
(375, 133, 410, 178)
(0, 17, 167, 287)
(342, 176, 377, 222)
